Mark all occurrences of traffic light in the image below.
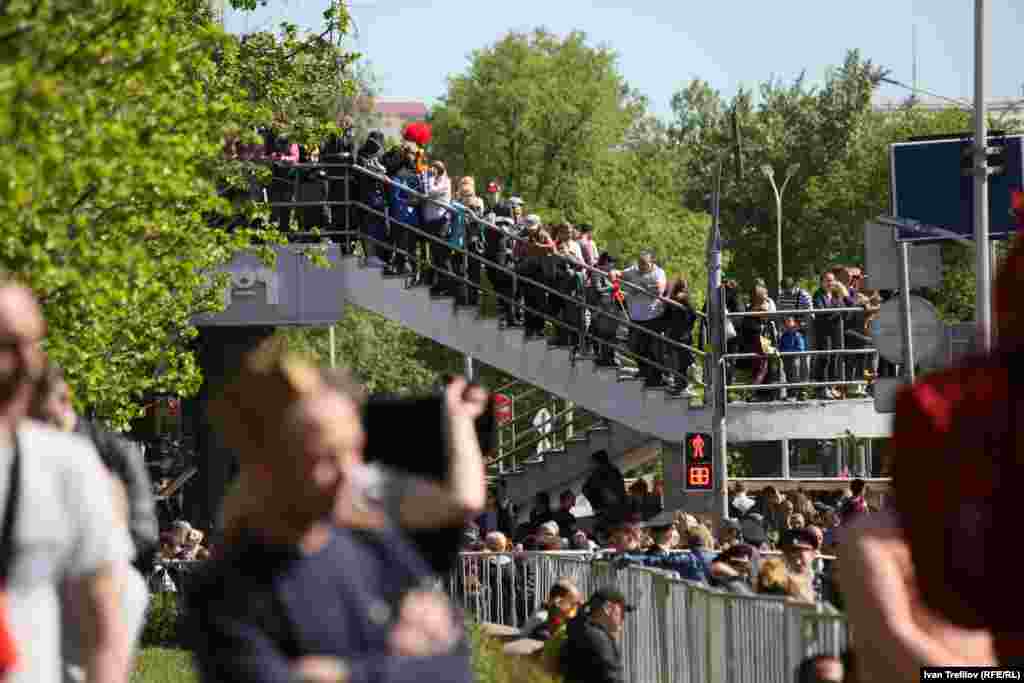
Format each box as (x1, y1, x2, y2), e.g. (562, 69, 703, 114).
(684, 433, 713, 492)
(961, 135, 1007, 176)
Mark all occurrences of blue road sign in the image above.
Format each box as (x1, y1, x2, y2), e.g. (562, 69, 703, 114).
(890, 135, 1024, 242)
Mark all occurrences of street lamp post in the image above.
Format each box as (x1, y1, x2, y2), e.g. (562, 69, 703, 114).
(761, 163, 800, 296)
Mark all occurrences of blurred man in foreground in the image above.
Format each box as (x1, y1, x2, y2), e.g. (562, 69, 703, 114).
(189, 343, 480, 683)
(0, 281, 132, 682)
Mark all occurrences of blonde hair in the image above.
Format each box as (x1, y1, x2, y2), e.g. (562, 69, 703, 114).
(756, 558, 791, 595)
(187, 528, 205, 545)
(690, 524, 715, 550)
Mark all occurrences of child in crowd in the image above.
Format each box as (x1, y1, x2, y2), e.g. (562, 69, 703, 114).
(779, 315, 807, 400)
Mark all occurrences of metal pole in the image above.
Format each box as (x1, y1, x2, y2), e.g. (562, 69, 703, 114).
(707, 162, 729, 523)
(464, 354, 474, 382)
(329, 325, 336, 368)
(975, 0, 992, 353)
(776, 194, 784, 297)
(898, 241, 916, 382)
(780, 439, 790, 479)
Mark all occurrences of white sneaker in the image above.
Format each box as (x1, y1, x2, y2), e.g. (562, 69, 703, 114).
(366, 256, 387, 268)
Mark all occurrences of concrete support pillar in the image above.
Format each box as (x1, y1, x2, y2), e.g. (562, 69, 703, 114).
(780, 439, 790, 479)
(185, 325, 276, 532)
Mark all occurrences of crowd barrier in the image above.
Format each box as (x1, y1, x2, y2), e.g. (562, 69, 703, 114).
(449, 551, 848, 683)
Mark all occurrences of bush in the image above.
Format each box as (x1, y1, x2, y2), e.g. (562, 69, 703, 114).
(467, 623, 561, 683)
(140, 592, 183, 648)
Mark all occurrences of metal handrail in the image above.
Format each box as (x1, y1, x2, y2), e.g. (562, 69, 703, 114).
(727, 305, 873, 318)
(487, 404, 601, 466)
(347, 198, 707, 388)
(336, 161, 708, 321)
(234, 160, 708, 366)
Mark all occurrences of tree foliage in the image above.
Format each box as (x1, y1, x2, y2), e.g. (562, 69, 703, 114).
(669, 50, 1022, 320)
(430, 29, 643, 215)
(0, 0, 355, 426)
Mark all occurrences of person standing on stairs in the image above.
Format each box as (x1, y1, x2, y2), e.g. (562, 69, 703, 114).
(486, 216, 518, 328)
(385, 141, 423, 278)
(611, 251, 668, 389)
(582, 450, 627, 530)
(664, 277, 698, 397)
(589, 253, 622, 367)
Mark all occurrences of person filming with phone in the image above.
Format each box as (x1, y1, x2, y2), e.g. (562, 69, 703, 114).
(190, 342, 489, 683)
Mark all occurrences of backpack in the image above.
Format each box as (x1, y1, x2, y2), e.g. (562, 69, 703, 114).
(447, 202, 466, 249)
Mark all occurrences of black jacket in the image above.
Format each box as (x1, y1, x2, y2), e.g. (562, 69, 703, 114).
(582, 463, 627, 514)
(562, 615, 624, 683)
(75, 418, 158, 567)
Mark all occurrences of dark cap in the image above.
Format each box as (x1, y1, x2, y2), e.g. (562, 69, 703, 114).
(589, 586, 635, 613)
(718, 543, 755, 564)
(781, 528, 820, 551)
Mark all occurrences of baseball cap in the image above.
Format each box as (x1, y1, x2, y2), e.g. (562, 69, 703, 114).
(486, 181, 500, 193)
(507, 196, 524, 207)
(524, 214, 541, 229)
(589, 586, 635, 613)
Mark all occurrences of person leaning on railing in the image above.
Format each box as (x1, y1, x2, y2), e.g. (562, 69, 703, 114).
(811, 271, 854, 400)
(610, 250, 668, 389)
(663, 278, 698, 397)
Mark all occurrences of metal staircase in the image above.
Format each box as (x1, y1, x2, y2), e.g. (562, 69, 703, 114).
(335, 252, 712, 442)
(482, 382, 659, 510)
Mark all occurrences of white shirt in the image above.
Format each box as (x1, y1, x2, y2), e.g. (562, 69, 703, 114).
(423, 173, 451, 223)
(0, 422, 133, 683)
(621, 265, 667, 321)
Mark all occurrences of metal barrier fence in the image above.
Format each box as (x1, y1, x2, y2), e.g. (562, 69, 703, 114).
(151, 552, 846, 683)
(449, 551, 848, 683)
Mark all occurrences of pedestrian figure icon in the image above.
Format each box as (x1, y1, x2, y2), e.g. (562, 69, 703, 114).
(690, 434, 705, 460)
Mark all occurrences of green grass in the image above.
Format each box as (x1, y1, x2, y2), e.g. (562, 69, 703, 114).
(131, 648, 197, 683)
(131, 630, 559, 683)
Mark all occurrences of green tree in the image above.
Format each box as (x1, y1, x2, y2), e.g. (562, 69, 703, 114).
(0, 0, 355, 426)
(670, 51, 887, 289)
(429, 29, 643, 215)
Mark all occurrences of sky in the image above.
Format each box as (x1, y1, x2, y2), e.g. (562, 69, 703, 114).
(225, 0, 1024, 120)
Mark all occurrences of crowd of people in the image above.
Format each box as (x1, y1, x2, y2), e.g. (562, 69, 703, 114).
(454, 472, 873, 633)
(231, 121, 898, 403)
(724, 268, 894, 401)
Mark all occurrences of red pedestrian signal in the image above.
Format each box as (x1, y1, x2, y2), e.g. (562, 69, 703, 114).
(684, 433, 713, 491)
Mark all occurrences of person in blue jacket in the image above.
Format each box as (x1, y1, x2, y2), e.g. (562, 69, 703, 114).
(779, 315, 808, 400)
(187, 345, 475, 683)
(386, 142, 423, 277)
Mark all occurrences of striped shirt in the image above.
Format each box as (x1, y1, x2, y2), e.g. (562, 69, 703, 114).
(778, 287, 813, 323)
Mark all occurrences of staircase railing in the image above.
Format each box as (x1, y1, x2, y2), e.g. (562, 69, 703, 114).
(487, 380, 605, 475)
(252, 160, 710, 401)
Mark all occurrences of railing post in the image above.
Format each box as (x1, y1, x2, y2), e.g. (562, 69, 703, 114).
(343, 162, 352, 254)
(706, 591, 727, 683)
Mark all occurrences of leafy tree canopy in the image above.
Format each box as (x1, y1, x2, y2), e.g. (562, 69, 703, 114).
(0, 0, 355, 426)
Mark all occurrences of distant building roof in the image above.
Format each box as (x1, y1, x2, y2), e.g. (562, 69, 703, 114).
(375, 100, 429, 118)
(872, 94, 1024, 113)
